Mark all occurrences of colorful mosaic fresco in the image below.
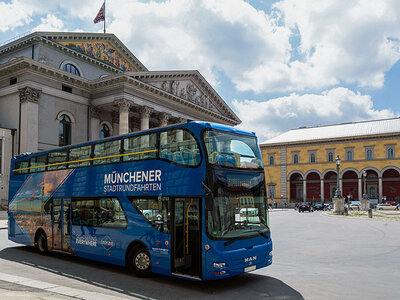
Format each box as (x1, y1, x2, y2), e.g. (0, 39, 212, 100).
(59, 41, 137, 72)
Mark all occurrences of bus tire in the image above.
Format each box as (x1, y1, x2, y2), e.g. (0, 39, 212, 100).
(128, 245, 152, 276)
(35, 231, 48, 255)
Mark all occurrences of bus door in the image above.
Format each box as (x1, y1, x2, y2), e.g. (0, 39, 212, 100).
(172, 197, 201, 278)
(52, 198, 72, 253)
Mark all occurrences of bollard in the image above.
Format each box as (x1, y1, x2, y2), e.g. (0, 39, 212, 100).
(368, 208, 372, 218)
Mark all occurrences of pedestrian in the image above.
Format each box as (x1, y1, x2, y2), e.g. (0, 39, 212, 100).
(284, 202, 287, 208)
(396, 203, 399, 211)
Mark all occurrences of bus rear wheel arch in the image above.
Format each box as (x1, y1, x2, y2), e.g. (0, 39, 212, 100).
(127, 243, 152, 277)
(35, 230, 48, 255)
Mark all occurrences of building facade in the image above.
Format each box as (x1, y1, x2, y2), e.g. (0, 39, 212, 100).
(261, 118, 400, 204)
(0, 31, 240, 205)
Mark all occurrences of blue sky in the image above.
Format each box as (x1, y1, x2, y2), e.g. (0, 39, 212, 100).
(1, 0, 400, 142)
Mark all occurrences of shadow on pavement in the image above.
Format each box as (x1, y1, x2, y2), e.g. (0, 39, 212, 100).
(0, 246, 303, 299)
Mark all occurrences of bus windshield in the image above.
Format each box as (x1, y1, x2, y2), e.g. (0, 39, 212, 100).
(206, 170, 269, 239)
(203, 130, 263, 169)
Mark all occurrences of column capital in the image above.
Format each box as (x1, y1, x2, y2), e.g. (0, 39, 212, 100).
(90, 106, 101, 119)
(19, 87, 41, 104)
(159, 112, 171, 127)
(114, 98, 132, 113)
(140, 106, 152, 118)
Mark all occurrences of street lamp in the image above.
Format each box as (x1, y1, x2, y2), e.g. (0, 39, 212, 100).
(363, 170, 368, 200)
(335, 155, 342, 198)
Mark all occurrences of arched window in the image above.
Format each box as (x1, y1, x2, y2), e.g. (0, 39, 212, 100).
(59, 114, 71, 146)
(100, 124, 111, 139)
(387, 148, 394, 159)
(346, 150, 353, 161)
(269, 155, 274, 165)
(63, 63, 80, 76)
(293, 154, 299, 164)
(328, 152, 334, 162)
(366, 149, 373, 160)
(310, 153, 316, 163)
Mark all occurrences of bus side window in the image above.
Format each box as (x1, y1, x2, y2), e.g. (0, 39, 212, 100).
(48, 150, 68, 170)
(71, 197, 127, 228)
(30, 154, 47, 173)
(129, 197, 169, 233)
(69, 145, 91, 168)
(15, 160, 29, 175)
(123, 133, 157, 161)
(93, 140, 121, 165)
(159, 129, 200, 166)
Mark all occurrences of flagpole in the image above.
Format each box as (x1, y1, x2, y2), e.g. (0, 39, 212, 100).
(104, 0, 106, 33)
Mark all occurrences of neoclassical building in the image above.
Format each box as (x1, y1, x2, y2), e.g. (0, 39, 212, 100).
(0, 31, 240, 205)
(261, 118, 400, 204)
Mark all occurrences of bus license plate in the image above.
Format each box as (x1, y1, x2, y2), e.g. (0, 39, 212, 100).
(245, 265, 256, 272)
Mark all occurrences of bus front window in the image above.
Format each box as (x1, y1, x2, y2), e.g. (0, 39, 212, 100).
(206, 182, 269, 239)
(203, 130, 263, 169)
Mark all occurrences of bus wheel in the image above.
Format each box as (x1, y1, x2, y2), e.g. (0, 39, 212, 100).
(128, 245, 152, 276)
(35, 231, 48, 255)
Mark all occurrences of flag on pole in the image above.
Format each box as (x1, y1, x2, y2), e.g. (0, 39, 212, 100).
(93, 3, 105, 24)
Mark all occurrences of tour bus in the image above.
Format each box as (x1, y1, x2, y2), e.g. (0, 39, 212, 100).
(8, 121, 272, 281)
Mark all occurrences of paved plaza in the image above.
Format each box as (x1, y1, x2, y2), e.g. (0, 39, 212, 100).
(0, 209, 399, 299)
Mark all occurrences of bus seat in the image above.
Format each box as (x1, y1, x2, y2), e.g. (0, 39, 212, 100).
(214, 153, 236, 167)
(173, 151, 183, 164)
(180, 148, 192, 164)
(161, 148, 173, 160)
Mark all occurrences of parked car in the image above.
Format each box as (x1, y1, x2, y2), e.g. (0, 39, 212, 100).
(325, 202, 333, 210)
(376, 203, 397, 210)
(298, 202, 314, 212)
(314, 203, 324, 211)
(349, 201, 361, 210)
(384, 200, 397, 206)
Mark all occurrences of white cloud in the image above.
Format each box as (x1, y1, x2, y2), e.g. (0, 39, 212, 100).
(33, 14, 64, 32)
(0, 0, 35, 32)
(98, 0, 400, 93)
(232, 87, 397, 142)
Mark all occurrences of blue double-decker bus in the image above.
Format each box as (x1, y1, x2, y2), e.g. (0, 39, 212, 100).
(8, 121, 272, 280)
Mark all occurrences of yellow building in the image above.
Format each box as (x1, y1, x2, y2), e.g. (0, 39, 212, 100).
(260, 118, 400, 205)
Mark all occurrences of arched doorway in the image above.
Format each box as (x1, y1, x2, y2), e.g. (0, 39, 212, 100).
(324, 171, 337, 200)
(289, 172, 304, 203)
(382, 168, 400, 201)
(306, 172, 321, 201)
(364, 170, 379, 200)
(342, 170, 358, 200)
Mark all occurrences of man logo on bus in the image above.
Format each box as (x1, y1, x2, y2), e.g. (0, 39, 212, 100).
(244, 256, 257, 263)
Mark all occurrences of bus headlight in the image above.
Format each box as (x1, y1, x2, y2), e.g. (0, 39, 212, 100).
(214, 262, 226, 268)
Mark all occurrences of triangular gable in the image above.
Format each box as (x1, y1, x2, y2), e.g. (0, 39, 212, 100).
(58, 40, 136, 72)
(129, 71, 241, 124)
(37, 32, 148, 72)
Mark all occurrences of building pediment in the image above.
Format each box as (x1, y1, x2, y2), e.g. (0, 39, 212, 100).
(128, 71, 240, 124)
(40, 32, 147, 72)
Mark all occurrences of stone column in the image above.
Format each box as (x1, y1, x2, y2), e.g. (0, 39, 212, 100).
(358, 177, 362, 200)
(320, 179, 324, 202)
(379, 177, 383, 203)
(159, 112, 171, 145)
(140, 106, 152, 131)
(114, 99, 131, 135)
(19, 87, 40, 153)
(303, 180, 307, 201)
(90, 106, 100, 140)
(112, 111, 119, 136)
